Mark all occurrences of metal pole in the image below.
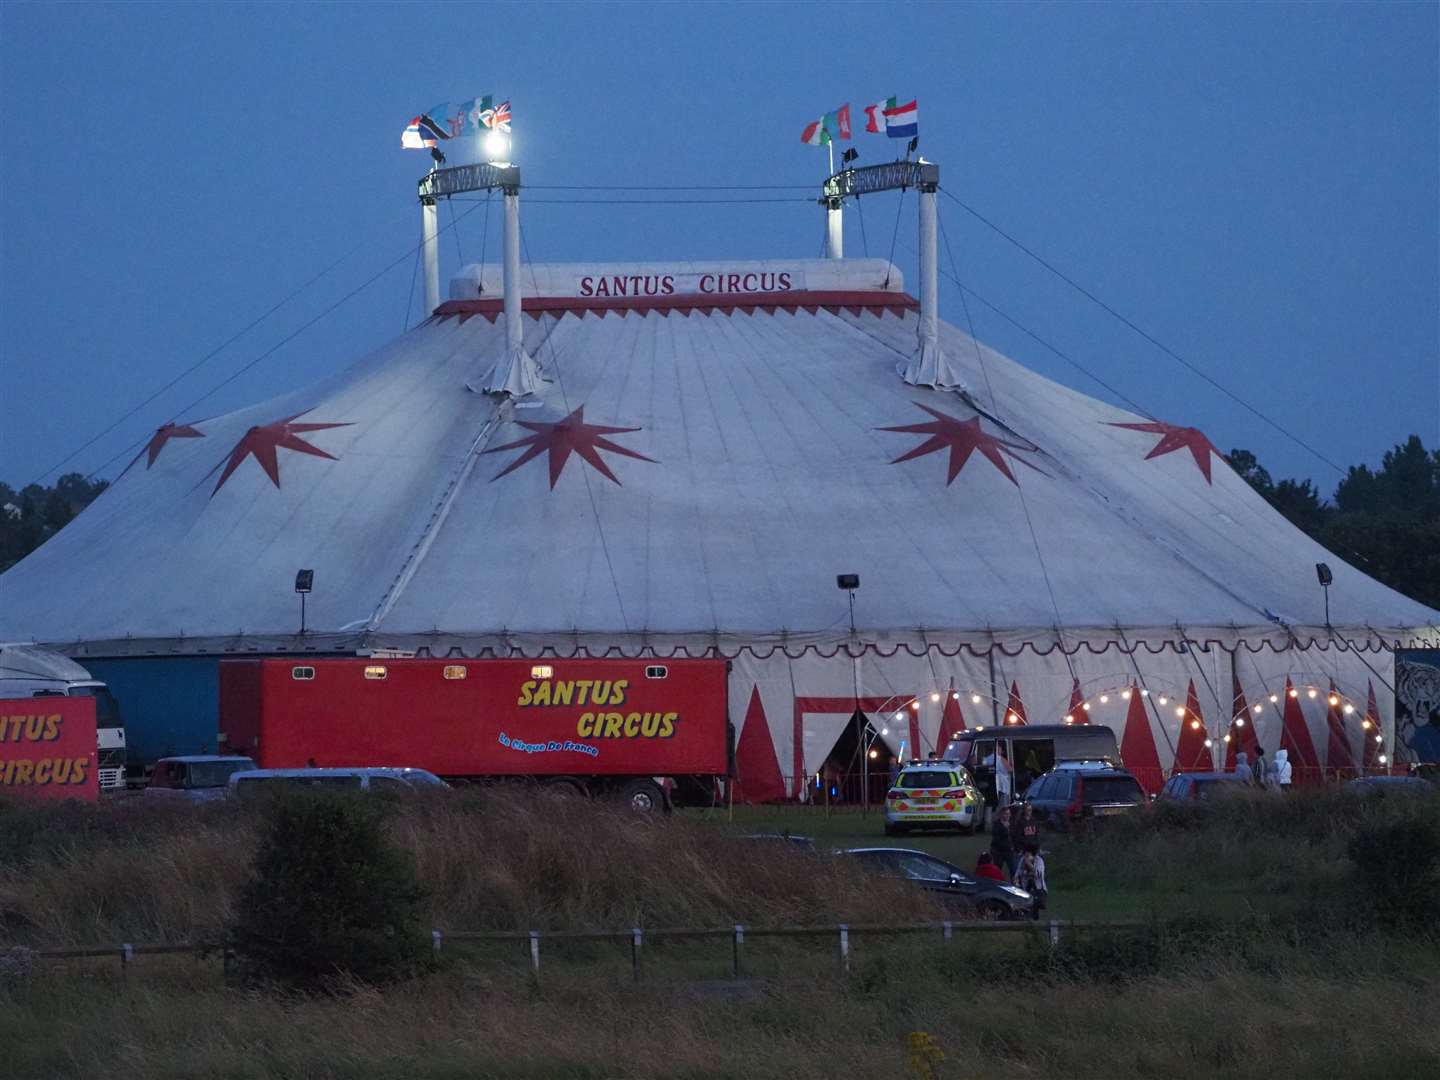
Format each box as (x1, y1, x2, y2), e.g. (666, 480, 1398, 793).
(917, 181, 940, 359)
(826, 196, 844, 260)
(502, 185, 523, 359)
(421, 197, 441, 315)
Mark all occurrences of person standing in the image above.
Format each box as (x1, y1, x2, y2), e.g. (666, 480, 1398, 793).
(1273, 748, 1292, 791)
(1015, 844, 1048, 920)
(1234, 750, 1250, 780)
(990, 805, 1017, 880)
(1017, 802, 1041, 850)
(1252, 747, 1269, 787)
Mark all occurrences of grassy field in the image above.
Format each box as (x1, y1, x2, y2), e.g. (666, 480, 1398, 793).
(4, 788, 1440, 1078)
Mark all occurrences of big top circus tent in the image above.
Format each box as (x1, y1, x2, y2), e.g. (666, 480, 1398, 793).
(1, 159, 1435, 794)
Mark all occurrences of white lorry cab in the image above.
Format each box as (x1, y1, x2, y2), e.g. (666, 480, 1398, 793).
(0, 644, 128, 791)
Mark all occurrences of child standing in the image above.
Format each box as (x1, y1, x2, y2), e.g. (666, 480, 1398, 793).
(1015, 843, 1048, 920)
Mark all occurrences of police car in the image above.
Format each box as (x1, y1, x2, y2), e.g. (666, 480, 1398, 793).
(883, 761, 984, 835)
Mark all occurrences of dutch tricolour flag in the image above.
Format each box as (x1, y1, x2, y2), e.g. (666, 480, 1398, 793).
(883, 99, 918, 139)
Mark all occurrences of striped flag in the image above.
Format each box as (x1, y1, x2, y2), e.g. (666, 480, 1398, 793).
(864, 96, 919, 139)
(401, 112, 449, 149)
(800, 104, 851, 146)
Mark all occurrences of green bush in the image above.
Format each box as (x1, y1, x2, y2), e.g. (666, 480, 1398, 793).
(232, 792, 431, 989)
(1348, 813, 1440, 927)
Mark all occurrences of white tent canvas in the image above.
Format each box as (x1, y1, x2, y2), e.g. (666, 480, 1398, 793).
(2, 258, 1434, 789)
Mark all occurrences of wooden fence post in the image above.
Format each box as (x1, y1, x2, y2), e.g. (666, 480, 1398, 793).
(838, 924, 850, 976)
(431, 930, 443, 957)
(733, 924, 744, 977)
(120, 944, 132, 983)
(631, 928, 643, 981)
(528, 931, 540, 977)
(1048, 920, 1060, 948)
(942, 920, 953, 942)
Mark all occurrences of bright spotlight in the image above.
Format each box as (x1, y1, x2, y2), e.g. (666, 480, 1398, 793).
(483, 128, 511, 162)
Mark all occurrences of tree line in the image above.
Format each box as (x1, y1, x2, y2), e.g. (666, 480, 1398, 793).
(1, 437, 1437, 608)
(1226, 436, 1439, 610)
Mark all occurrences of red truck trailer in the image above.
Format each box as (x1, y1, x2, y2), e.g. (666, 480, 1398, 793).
(218, 657, 731, 810)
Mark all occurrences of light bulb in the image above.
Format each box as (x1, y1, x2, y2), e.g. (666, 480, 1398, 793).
(1064, 714, 1074, 724)
(1223, 734, 1232, 743)
(1328, 694, 1339, 706)
(868, 748, 878, 759)
(1288, 689, 1298, 699)
(1099, 694, 1109, 704)
(880, 727, 889, 736)
(1159, 696, 1169, 706)
(1204, 738, 1213, 748)
(930, 692, 941, 702)
(1252, 703, 1263, 714)
(1343, 704, 1354, 715)
(1307, 689, 1318, 700)
(1375, 734, 1383, 744)
(1082, 702, 1092, 712)
(1269, 694, 1279, 703)
(1236, 717, 1246, 727)
(1379, 754, 1388, 764)
(1362, 719, 1372, 730)
(951, 691, 960, 700)
(971, 694, 982, 705)
(1175, 706, 1186, 718)
(1188, 716, 1199, 727)
(1140, 689, 1150, 697)
(910, 701, 919, 710)
(894, 712, 904, 722)
(1122, 689, 1132, 700)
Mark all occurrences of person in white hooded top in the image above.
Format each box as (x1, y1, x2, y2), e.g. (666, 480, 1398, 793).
(1273, 748, 1293, 791)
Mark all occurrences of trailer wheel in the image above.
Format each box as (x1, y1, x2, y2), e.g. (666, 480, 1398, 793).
(618, 779, 666, 814)
(545, 778, 587, 798)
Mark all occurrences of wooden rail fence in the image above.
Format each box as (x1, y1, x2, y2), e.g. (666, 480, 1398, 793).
(13, 919, 1148, 982)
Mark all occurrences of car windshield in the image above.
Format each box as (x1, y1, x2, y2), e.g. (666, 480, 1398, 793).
(238, 774, 363, 790)
(894, 853, 957, 881)
(1082, 776, 1144, 803)
(898, 770, 956, 789)
(189, 760, 254, 788)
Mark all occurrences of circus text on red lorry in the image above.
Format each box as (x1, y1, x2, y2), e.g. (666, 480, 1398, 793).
(218, 657, 732, 811)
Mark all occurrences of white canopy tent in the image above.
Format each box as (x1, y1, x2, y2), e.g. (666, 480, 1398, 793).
(2, 258, 1434, 792)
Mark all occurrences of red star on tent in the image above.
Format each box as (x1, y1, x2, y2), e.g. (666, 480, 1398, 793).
(485, 405, 656, 488)
(132, 421, 205, 470)
(210, 412, 353, 496)
(1108, 420, 1222, 483)
(879, 404, 1040, 486)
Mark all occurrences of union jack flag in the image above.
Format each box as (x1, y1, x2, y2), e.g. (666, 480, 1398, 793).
(479, 99, 512, 132)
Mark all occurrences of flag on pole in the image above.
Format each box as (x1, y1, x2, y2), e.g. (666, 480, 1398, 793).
(883, 98, 918, 138)
(800, 104, 851, 146)
(863, 97, 894, 133)
(479, 99, 512, 132)
(864, 97, 919, 138)
(401, 112, 449, 149)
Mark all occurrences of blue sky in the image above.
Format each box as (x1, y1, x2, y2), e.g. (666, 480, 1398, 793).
(2, 1, 1435, 491)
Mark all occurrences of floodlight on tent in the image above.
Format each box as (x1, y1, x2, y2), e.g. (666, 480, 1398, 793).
(295, 568, 314, 634)
(484, 128, 511, 164)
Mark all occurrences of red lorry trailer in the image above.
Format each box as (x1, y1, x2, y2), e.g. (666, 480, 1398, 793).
(218, 657, 731, 810)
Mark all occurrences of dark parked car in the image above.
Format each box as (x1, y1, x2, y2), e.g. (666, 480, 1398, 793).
(1158, 772, 1251, 801)
(839, 847, 1034, 919)
(1022, 766, 1146, 828)
(1345, 775, 1433, 796)
(737, 833, 818, 853)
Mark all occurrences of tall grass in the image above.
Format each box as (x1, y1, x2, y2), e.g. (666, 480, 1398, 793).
(0, 791, 940, 948)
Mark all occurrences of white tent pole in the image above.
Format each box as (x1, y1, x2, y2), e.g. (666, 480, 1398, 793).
(503, 183, 522, 357)
(825, 196, 844, 260)
(421, 197, 441, 316)
(917, 179, 939, 355)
